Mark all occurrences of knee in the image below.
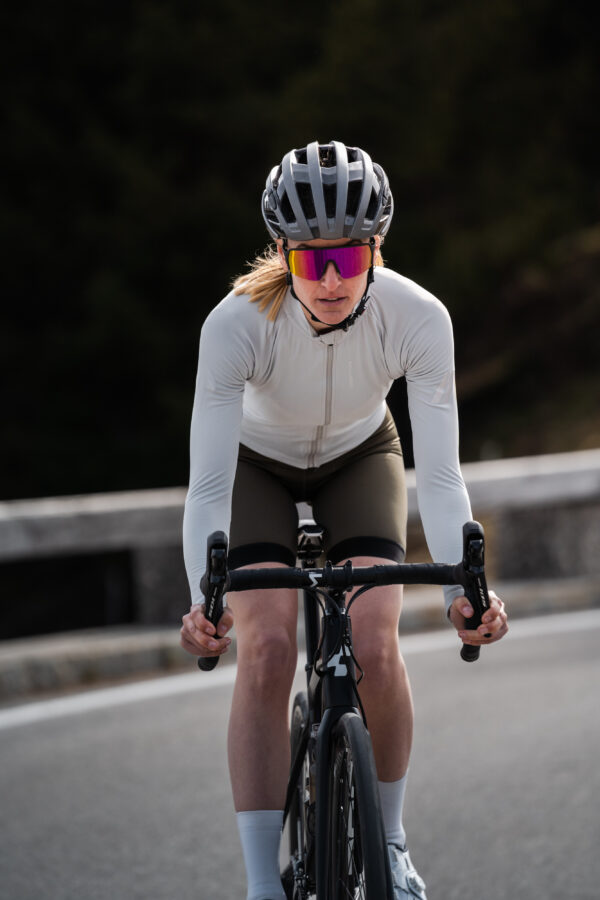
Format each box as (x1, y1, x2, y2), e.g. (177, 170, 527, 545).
(237, 625, 297, 694)
(353, 630, 404, 684)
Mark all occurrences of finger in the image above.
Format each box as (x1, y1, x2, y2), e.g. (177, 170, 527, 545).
(453, 597, 474, 619)
(180, 617, 220, 651)
(478, 607, 500, 633)
(459, 618, 508, 645)
(180, 632, 205, 655)
(188, 604, 217, 635)
(185, 609, 222, 642)
(481, 596, 508, 630)
(448, 596, 474, 632)
(215, 608, 234, 637)
(180, 627, 232, 657)
(180, 626, 209, 654)
(457, 626, 484, 645)
(486, 593, 507, 617)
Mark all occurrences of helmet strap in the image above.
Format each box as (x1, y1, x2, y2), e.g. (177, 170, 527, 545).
(289, 281, 372, 332)
(285, 237, 375, 333)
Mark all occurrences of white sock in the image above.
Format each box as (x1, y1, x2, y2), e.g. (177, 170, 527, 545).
(378, 775, 408, 849)
(236, 810, 286, 900)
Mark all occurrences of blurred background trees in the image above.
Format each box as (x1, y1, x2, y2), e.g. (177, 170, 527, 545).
(2, 0, 599, 499)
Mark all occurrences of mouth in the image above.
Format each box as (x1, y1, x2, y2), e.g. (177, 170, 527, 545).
(317, 296, 347, 305)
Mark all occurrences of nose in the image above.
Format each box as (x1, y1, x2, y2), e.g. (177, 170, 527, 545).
(320, 261, 342, 288)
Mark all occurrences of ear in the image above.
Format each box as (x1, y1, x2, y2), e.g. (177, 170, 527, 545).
(276, 239, 287, 271)
(276, 240, 293, 285)
(373, 234, 384, 266)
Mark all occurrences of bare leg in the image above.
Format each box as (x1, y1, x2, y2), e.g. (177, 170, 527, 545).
(344, 557, 412, 781)
(226, 564, 299, 811)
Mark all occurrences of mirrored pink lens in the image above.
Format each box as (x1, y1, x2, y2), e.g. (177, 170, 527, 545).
(288, 244, 372, 280)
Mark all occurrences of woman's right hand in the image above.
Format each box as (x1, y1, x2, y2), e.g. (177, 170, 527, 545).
(180, 603, 234, 657)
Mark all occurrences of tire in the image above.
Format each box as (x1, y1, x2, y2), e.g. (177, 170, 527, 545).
(285, 691, 314, 899)
(328, 713, 393, 900)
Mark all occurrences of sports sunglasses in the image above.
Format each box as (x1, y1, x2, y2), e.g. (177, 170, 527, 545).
(285, 241, 374, 281)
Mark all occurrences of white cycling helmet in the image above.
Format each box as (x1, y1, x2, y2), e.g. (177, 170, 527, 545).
(262, 140, 394, 241)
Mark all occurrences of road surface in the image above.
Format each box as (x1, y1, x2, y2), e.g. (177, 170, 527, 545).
(1, 610, 599, 899)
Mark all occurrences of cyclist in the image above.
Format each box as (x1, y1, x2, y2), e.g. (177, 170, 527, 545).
(180, 140, 508, 900)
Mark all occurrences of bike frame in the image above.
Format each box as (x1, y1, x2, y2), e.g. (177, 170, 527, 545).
(287, 522, 379, 897)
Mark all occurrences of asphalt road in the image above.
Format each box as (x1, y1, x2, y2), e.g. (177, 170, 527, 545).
(1, 610, 599, 900)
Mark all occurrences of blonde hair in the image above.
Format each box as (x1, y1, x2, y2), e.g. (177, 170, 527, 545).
(232, 244, 385, 322)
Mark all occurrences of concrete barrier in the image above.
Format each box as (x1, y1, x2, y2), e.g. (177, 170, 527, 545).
(1, 448, 599, 697)
(2, 449, 599, 559)
(1, 449, 599, 629)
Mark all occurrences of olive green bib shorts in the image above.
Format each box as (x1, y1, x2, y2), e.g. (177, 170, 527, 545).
(228, 407, 407, 569)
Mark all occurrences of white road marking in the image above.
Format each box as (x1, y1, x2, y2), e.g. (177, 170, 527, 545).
(1, 608, 599, 731)
(0, 668, 235, 731)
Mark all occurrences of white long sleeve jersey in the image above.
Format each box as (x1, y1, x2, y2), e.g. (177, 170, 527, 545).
(183, 265, 472, 609)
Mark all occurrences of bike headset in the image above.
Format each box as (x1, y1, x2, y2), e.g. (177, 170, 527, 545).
(261, 140, 394, 332)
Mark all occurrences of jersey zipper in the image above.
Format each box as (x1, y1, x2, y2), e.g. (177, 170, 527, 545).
(308, 343, 334, 467)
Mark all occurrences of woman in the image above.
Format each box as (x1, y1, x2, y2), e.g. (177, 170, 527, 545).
(181, 140, 508, 900)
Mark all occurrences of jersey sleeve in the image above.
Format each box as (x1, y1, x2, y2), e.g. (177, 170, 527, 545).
(402, 301, 472, 612)
(182, 303, 254, 605)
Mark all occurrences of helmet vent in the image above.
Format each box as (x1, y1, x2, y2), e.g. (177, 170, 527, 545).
(296, 183, 316, 221)
(365, 187, 380, 222)
(280, 191, 296, 225)
(323, 183, 337, 219)
(346, 181, 362, 218)
(321, 144, 336, 167)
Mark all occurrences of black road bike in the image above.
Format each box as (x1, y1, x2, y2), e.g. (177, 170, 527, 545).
(197, 521, 490, 899)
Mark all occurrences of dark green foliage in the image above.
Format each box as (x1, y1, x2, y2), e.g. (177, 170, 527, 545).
(2, 1, 599, 498)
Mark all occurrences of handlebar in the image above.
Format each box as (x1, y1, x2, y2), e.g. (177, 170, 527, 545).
(197, 521, 490, 669)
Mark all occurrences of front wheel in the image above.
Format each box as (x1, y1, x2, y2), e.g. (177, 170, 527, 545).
(328, 713, 393, 899)
(284, 691, 315, 899)
(289, 691, 310, 860)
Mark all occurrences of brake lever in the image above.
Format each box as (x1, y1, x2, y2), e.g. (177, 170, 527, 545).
(460, 521, 491, 662)
(197, 531, 228, 672)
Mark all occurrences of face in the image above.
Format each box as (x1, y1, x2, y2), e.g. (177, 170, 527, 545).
(277, 236, 380, 332)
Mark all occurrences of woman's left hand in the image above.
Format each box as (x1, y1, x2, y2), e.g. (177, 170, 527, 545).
(448, 590, 508, 647)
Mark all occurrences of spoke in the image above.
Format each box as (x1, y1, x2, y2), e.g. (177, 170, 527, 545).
(333, 745, 367, 900)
